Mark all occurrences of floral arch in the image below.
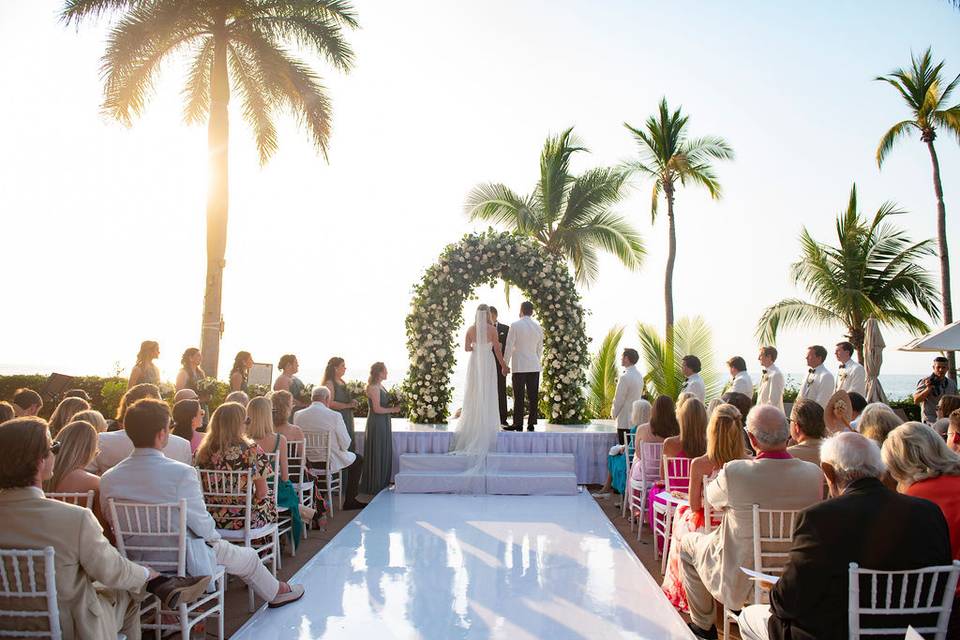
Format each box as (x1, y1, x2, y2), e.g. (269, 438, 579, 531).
(404, 231, 589, 424)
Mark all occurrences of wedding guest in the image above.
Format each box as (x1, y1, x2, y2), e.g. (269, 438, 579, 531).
(195, 402, 277, 530)
(756, 346, 785, 412)
(797, 345, 834, 408)
(737, 432, 951, 640)
(274, 354, 307, 409)
(63, 389, 92, 402)
(175, 347, 205, 392)
(726, 356, 753, 398)
(274, 390, 325, 524)
(720, 392, 753, 424)
(848, 391, 867, 426)
(0, 417, 210, 640)
(128, 340, 161, 387)
(360, 362, 400, 495)
(230, 351, 253, 392)
(247, 396, 303, 546)
(676, 392, 695, 409)
(636, 396, 679, 444)
(323, 357, 358, 451)
(45, 420, 108, 529)
(48, 396, 91, 438)
(73, 409, 109, 433)
(225, 390, 249, 406)
(823, 390, 854, 434)
(595, 399, 653, 500)
(11, 387, 42, 416)
(612, 348, 644, 445)
(788, 399, 827, 465)
(680, 356, 706, 403)
(949, 409, 960, 454)
(295, 386, 366, 509)
(116, 383, 160, 425)
(858, 402, 903, 445)
(99, 400, 304, 610)
(913, 356, 957, 424)
(0, 401, 14, 423)
(706, 398, 722, 417)
(649, 398, 708, 536)
(662, 404, 748, 612)
(172, 398, 205, 453)
(932, 394, 960, 436)
(833, 341, 866, 396)
(173, 388, 198, 403)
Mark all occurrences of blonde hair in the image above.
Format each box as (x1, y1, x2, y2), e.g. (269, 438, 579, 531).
(859, 404, 902, 445)
(271, 390, 293, 427)
(368, 362, 386, 386)
(882, 422, 960, 490)
(245, 397, 274, 440)
(677, 392, 695, 408)
(72, 410, 108, 433)
(677, 397, 708, 458)
(706, 404, 745, 466)
(195, 402, 250, 466)
(630, 399, 652, 427)
(48, 397, 91, 438)
(44, 421, 98, 492)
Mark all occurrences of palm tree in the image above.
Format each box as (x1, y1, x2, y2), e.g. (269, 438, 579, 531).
(587, 325, 624, 419)
(62, 0, 358, 376)
(876, 48, 960, 376)
(637, 316, 721, 400)
(757, 184, 940, 360)
(465, 127, 646, 287)
(624, 98, 733, 346)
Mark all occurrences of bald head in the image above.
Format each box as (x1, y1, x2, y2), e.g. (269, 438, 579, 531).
(745, 404, 790, 450)
(173, 389, 198, 403)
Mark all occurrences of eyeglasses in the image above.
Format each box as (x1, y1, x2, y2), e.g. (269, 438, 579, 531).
(49, 441, 61, 456)
(244, 417, 251, 425)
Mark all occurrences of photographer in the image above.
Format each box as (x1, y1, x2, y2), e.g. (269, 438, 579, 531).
(913, 356, 957, 424)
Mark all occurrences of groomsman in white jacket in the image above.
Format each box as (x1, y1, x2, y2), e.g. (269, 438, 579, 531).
(504, 301, 544, 431)
(726, 356, 754, 398)
(612, 348, 644, 444)
(797, 345, 835, 408)
(834, 340, 866, 396)
(680, 355, 706, 403)
(757, 346, 785, 412)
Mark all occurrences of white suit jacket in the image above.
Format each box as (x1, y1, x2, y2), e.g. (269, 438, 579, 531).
(730, 371, 754, 398)
(293, 402, 356, 471)
(99, 449, 219, 579)
(504, 316, 544, 374)
(798, 364, 835, 407)
(682, 373, 706, 402)
(757, 364, 785, 412)
(612, 366, 644, 429)
(835, 360, 866, 396)
(91, 429, 193, 474)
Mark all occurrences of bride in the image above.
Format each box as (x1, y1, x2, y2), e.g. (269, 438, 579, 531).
(453, 304, 509, 455)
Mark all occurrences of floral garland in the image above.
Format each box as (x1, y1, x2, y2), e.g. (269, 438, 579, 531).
(403, 230, 590, 424)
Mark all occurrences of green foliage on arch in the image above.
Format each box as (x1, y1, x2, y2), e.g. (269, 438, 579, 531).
(404, 231, 590, 424)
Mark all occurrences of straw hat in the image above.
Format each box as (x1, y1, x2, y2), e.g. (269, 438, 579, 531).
(825, 390, 853, 433)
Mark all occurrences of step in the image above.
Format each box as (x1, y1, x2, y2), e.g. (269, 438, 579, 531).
(393, 472, 486, 495)
(399, 454, 480, 473)
(485, 471, 579, 496)
(485, 453, 575, 474)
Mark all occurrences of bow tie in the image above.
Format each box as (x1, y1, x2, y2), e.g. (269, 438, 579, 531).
(808, 368, 815, 374)
(839, 363, 845, 369)
(761, 369, 767, 375)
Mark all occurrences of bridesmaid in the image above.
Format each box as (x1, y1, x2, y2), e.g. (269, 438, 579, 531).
(360, 362, 401, 496)
(175, 347, 205, 392)
(323, 357, 357, 451)
(274, 354, 307, 410)
(128, 341, 161, 387)
(230, 351, 253, 392)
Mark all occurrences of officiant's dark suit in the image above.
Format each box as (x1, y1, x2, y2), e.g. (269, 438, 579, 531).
(493, 320, 510, 424)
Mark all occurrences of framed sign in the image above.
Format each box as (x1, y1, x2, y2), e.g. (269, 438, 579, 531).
(248, 363, 274, 387)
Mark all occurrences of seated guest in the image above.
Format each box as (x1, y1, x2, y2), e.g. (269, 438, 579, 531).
(295, 386, 366, 509)
(11, 387, 42, 417)
(0, 401, 14, 423)
(932, 394, 960, 436)
(225, 390, 250, 406)
(848, 391, 867, 426)
(726, 356, 754, 398)
(194, 402, 277, 530)
(45, 420, 109, 529)
(627, 396, 678, 519)
(73, 409, 108, 433)
(676, 391, 695, 408)
(948, 409, 960, 454)
(100, 400, 303, 609)
(681, 405, 823, 639)
(595, 398, 652, 500)
(63, 389, 92, 402)
(92, 384, 192, 474)
(173, 388, 199, 403)
(0, 417, 209, 640)
(788, 399, 827, 465)
(858, 402, 903, 445)
(722, 391, 755, 454)
(681, 356, 707, 402)
(823, 390, 853, 434)
(737, 432, 952, 640)
(172, 398, 205, 453)
(663, 404, 748, 611)
(48, 396, 91, 438)
(272, 390, 326, 524)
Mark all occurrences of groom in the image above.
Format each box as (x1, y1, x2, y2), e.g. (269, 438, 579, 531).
(503, 301, 544, 431)
(489, 306, 510, 426)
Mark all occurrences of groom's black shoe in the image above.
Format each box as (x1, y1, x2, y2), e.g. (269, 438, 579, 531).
(504, 425, 521, 431)
(526, 426, 535, 432)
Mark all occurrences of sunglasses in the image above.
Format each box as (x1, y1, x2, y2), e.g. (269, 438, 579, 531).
(49, 441, 61, 456)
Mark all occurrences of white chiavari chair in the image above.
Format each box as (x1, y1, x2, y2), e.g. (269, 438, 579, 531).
(304, 431, 342, 517)
(0, 547, 61, 639)
(45, 491, 95, 511)
(628, 441, 663, 535)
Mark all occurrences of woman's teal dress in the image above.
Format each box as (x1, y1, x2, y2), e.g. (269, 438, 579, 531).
(608, 426, 636, 495)
(360, 387, 393, 495)
(333, 381, 356, 452)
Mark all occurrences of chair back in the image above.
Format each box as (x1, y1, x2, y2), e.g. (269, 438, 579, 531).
(623, 431, 637, 467)
(702, 474, 723, 533)
(46, 491, 95, 511)
(750, 505, 802, 602)
(304, 431, 332, 469)
(107, 499, 187, 576)
(0, 546, 61, 639)
(662, 456, 691, 494)
(637, 442, 664, 484)
(198, 469, 254, 532)
(262, 451, 281, 507)
(286, 440, 306, 485)
(848, 560, 960, 640)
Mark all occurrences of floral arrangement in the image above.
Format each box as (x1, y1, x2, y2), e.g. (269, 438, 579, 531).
(247, 384, 270, 398)
(196, 377, 220, 396)
(298, 383, 314, 405)
(403, 230, 589, 424)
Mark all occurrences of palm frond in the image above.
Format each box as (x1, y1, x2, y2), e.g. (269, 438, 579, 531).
(586, 326, 624, 419)
(61, 0, 139, 26)
(876, 120, 917, 167)
(464, 183, 538, 234)
(182, 36, 213, 124)
(228, 44, 279, 164)
(637, 317, 720, 400)
(238, 4, 357, 73)
(756, 299, 841, 346)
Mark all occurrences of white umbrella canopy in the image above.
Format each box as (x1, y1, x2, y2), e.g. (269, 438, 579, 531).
(898, 320, 960, 352)
(863, 318, 888, 404)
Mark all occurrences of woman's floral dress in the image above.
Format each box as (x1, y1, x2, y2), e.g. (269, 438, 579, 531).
(198, 442, 277, 530)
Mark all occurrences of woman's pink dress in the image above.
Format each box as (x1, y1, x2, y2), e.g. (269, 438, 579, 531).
(661, 505, 705, 611)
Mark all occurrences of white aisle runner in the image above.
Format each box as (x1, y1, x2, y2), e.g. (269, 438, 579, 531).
(232, 491, 694, 639)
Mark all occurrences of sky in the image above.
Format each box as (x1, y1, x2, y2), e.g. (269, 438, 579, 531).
(2, 0, 960, 391)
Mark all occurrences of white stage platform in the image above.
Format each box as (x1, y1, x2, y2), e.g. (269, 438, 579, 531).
(232, 491, 694, 639)
(354, 419, 617, 485)
(394, 453, 579, 495)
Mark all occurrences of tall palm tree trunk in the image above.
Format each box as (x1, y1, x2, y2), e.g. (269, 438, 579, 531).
(927, 140, 956, 378)
(200, 31, 230, 378)
(664, 188, 677, 351)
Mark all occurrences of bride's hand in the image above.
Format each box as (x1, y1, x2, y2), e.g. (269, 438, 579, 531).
(502, 364, 510, 375)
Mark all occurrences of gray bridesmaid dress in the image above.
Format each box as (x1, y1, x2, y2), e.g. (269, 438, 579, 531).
(360, 387, 393, 495)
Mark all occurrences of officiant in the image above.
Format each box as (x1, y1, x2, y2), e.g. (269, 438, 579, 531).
(490, 306, 510, 426)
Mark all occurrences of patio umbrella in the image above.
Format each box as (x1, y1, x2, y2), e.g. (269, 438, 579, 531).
(863, 317, 888, 404)
(898, 320, 960, 352)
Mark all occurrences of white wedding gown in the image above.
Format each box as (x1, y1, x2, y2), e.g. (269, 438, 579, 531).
(453, 309, 500, 455)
